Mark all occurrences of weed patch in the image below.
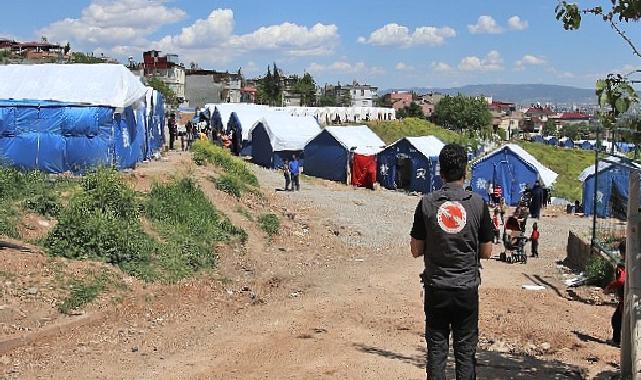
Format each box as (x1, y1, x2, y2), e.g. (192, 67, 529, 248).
(213, 174, 245, 197)
(235, 206, 254, 221)
(145, 177, 247, 282)
(58, 272, 109, 314)
(192, 141, 258, 186)
(258, 213, 280, 237)
(585, 254, 615, 288)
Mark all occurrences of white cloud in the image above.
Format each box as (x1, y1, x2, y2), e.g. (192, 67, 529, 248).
(516, 54, 546, 69)
(39, 0, 185, 48)
(153, 9, 339, 64)
(467, 16, 503, 34)
(395, 62, 414, 71)
(358, 23, 456, 47)
(307, 61, 385, 76)
(431, 62, 453, 72)
(458, 50, 504, 71)
(507, 16, 528, 31)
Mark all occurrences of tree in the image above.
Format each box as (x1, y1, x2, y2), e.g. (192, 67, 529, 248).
(560, 123, 581, 140)
(556, 1, 640, 132)
(146, 78, 177, 107)
(340, 90, 352, 107)
(294, 72, 316, 106)
(71, 52, 104, 64)
(64, 42, 71, 55)
(319, 94, 337, 107)
(256, 63, 283, 106)
(432, 94, 492, 135)
(397, 102, 424, 118)
(543, 120, 557, 135)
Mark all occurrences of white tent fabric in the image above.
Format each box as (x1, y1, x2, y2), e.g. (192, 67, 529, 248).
(234, 107, 276, 141)
(253, 113, 321, 152)
(483, 144, 558, 187)
(0, 64, 148, 108)
(578, 155, 641, 182)
(323, 125, 385, 155)
(406, 136, 445, 158)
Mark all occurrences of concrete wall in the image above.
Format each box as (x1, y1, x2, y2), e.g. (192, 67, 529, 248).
(565, 230, 595, 271)
(185, 74, 222, 109)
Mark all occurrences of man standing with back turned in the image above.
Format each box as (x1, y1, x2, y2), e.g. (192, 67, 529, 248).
(410, 144, 494, 380)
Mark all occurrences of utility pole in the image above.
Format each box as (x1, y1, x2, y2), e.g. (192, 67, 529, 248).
(621, 169, 641, 378)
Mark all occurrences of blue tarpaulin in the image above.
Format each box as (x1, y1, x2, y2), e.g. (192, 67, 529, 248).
(580, 158, 641, 218)
(0, 96, 164, 174)
(376, 136, 444, 194)
(471, 145, 558, 206)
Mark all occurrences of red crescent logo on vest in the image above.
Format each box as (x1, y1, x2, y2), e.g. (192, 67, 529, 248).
(437, 201, 467, 234)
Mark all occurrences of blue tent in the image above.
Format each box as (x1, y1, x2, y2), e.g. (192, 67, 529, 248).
(531, 135, 545, 143)
(544, 136, 558, 146)
(578, 140, 594, 150)
(559, 137, 574, 148)
(251, 113, 321, 168)
(227, 107, 269, 157)
(0, 64, 163, 174)
(304, 125, 384, 183)
(615, 142, 636, 153)
(580, 157, 641, 218)
(377, 136, 444, 194)
(471, 145, 558, 206)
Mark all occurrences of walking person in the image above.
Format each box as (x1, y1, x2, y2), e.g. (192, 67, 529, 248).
(289, 155, 301, 191)
(604, 240, 626, 347)
(168, 113, 177, 150)
(410, 144, 494, 380)
(529, 180, 545, 218)
(492, 208, 501, 245)
(282, 159, 291, 191)
(184, 120, 193, 151)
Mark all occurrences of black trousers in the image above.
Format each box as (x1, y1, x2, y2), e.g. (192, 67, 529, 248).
(425, 287, 478, 380)
(612, 305, 622, 344)
(291, 174, 300, 191)
(284, 173, 291, 190)
(169, 133, 175, 150)
(531, 240, 539, 257)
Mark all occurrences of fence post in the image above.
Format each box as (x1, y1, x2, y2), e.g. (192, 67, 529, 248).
(622, 169, 641, 378)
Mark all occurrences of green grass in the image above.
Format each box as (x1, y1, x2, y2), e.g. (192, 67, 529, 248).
(258, 213, 280, 237)
(45, 168, 246, 283)
(517, 142, 595, 202)
(585, 254, 615, 288)
(212, 174, 245, 198)
(144, 177, 247, 282)
(192, 141, 258, 186)
(58, 272, 109, 314)
(235, 206, 254, 221)
(367, 118, 479, 147)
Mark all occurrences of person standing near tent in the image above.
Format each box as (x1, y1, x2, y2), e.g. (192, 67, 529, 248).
(168, 113, 177, 150)
(529, 180, 545, 218)
(289, 155, 301, 191)
(282, 159, 291, 191)
(347, 147, 356, 186)
(410, 144, 494, 380)
(604, 240, 626, 347)
(184, 120, 193, 151)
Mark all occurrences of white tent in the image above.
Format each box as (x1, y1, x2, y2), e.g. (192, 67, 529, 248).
(0, 64, 147, 108)
(323, 125, 385, 155)
(405, 136, 445, 158)
(252, 113, 321, 152)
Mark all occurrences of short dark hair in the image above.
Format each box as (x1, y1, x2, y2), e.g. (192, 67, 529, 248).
(439, 144, 467, 182)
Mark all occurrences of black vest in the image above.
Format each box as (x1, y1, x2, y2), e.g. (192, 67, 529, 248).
(421, 184, 486, 290)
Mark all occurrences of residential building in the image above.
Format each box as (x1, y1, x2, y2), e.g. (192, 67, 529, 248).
(0, 38, 68, 63)
(383, 91, 413, 111)
(321, 81, 378, 107)
(281, 76, 302, 106)
(241, 84, 257, 103)
(551, 111, 592, 125)
(142, 50, 186, 103)
(489, 101, 519, 140)
(184, 70, 224, 108)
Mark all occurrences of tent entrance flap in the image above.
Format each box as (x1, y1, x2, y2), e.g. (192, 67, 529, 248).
(395, 155, 412, 190)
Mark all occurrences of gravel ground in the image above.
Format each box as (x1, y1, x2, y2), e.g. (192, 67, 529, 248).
(253, 166, 419, 250)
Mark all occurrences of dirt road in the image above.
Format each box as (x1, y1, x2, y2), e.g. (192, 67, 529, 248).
(6, 155, 621, 379)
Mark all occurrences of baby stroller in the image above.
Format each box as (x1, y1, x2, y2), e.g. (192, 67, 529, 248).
(500, 216, 528, 264)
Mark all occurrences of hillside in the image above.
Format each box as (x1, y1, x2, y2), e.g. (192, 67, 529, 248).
(382, 84, 596, 105)
(518, 141, 595, 202)
(367, 118, 478, 147)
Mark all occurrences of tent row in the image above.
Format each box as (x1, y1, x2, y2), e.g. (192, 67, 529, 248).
(273, 106, 396, 125)
(0, 64, 165, 174)
(530, 134, 636, 152)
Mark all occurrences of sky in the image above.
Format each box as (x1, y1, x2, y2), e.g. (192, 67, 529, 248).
(2, 0, 640, 89)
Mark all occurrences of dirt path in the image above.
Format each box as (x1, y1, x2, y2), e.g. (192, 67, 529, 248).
(7, 156, 621, 379)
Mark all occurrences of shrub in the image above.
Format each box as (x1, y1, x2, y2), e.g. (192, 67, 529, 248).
(45, 168, 155, 275)
(24, 192, 62, 218)
(258, 213, 280, 237)
(585, 254, 615, 288)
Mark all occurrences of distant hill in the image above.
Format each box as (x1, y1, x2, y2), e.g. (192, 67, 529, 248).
(381, 84, 596, 105)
